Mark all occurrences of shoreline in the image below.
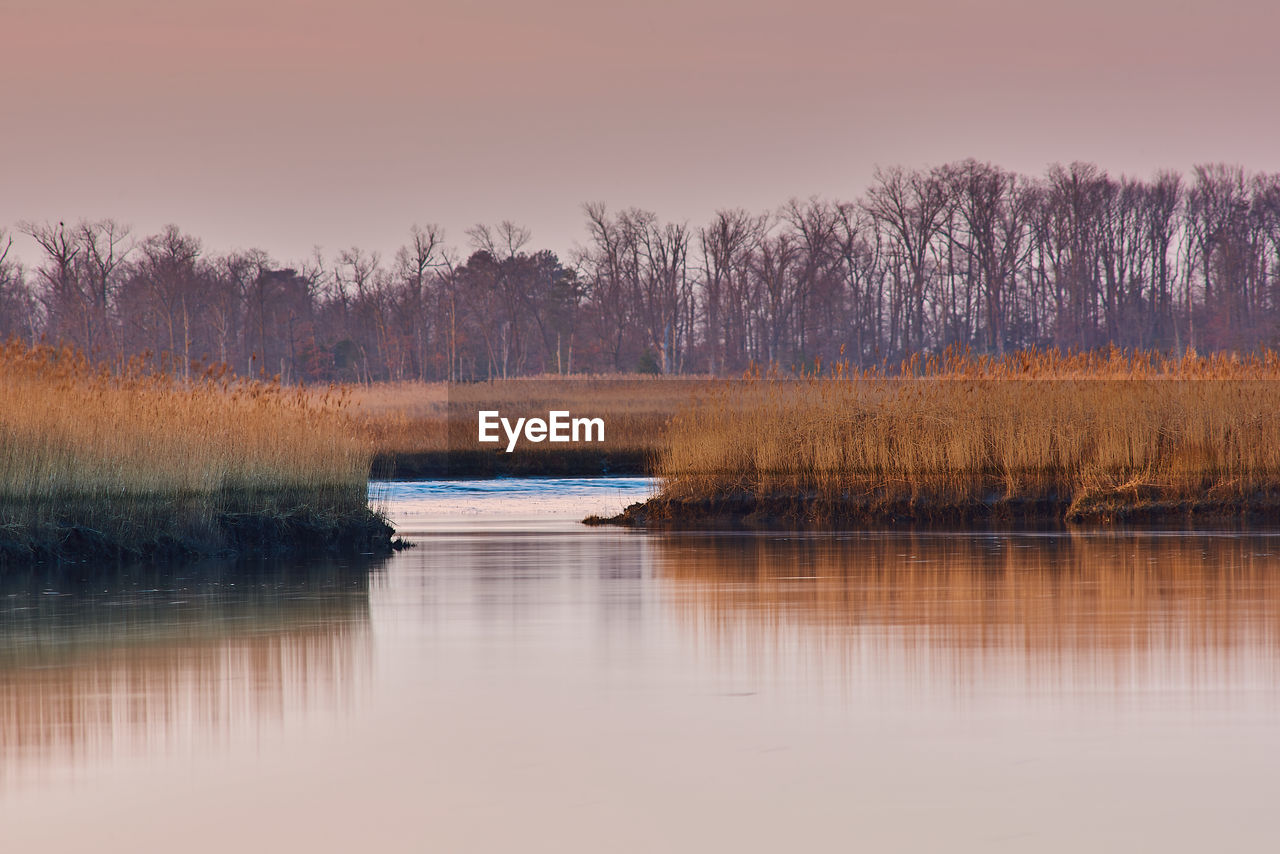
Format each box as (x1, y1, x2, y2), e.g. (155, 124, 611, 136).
(0, 504, 403, 569)
(586, 491, 1280, 530)
(372, 449, 651, 479)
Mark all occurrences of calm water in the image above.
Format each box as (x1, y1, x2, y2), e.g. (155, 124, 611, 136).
(3, 478, 1280, 852)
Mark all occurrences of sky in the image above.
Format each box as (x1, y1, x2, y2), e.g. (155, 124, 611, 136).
(3, 0, 1279, 266)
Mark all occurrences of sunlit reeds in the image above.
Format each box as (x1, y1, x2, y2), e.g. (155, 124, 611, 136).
(652, 349, 1280, 522)
(348, 376, 708, 473)
(0, 341, 379, 560)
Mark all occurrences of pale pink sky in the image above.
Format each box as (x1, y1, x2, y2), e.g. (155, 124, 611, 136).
(3, 0, 1278, 264)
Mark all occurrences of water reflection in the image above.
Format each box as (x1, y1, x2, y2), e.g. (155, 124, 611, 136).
(5, 480, 1280, 852)
(0, 558, 377, 785)
(656, 531, 1280, 703)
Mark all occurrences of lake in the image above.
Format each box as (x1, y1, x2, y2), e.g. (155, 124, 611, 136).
(3, 478, 1279, 852)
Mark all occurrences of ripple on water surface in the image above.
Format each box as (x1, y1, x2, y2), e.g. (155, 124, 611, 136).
(5, 480, 1280, 853)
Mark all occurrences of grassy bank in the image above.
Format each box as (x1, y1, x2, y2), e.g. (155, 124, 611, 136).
(604, 350, 1280, 527)
(350, 377, 701, 477)
(0, 343, 393, 566)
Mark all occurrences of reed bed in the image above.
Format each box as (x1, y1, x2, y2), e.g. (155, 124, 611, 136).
(642, 349, 1280, 525)
(348, 376, 708, 476)
(345, 380, 448, 461)
(0, 342, 384, 563)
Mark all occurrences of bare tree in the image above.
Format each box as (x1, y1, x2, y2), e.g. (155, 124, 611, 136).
(394, 224, 445, 379)
(0, 229, 39, 343)
(699, 209, 765, 373)
(864, 166, 950, 355)
(579, 202, 634, 370)
(120, 225, 201, 374)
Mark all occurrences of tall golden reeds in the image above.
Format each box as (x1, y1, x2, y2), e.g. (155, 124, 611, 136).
(650, 349, 1280, 523)
(347, 375, 709, 475)
(0, 341, 382, 562)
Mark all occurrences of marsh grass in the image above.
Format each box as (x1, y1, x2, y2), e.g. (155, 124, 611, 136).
(348, 376, 707, 475)
(0, 342, 383, 563)
(647, 349, 1280, 524)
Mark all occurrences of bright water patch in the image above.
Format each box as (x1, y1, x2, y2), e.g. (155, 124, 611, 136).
(369, 476, 654, 533)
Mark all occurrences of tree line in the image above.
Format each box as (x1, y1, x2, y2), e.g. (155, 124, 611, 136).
(3, 160, 1279, 381)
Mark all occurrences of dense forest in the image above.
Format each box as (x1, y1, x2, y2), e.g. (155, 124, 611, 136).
(3, 160, 1279, 380)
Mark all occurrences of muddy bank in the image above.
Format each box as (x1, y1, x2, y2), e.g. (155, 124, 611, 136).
(587, 490, 1280, 529)
(0, 505, 403, 569)
(373, 449, 651, 479)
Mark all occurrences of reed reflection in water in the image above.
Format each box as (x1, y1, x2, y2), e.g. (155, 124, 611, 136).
(656, 531, 1280, 706)
(0, 558, 376, 786)
(6, 477, 1280, 854)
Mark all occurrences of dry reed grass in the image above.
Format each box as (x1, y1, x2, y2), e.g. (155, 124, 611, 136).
(347, 376, 710, 473)
(650, 349, 1280, 523)
(0, 341, 379, 561)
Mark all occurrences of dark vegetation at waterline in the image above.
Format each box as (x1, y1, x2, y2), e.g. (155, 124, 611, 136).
(0, 342, 400, 568)
(592, 492, 1280, 529)
(352, 377, 684, 478)
(589, 350, 1280, 529)
(0, 501, 398, 567)
(0, 551, 380, 628)
(374, 449, 649, 479)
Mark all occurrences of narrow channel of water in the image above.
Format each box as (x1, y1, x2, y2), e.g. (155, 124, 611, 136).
(2, 478, 1278, 852)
